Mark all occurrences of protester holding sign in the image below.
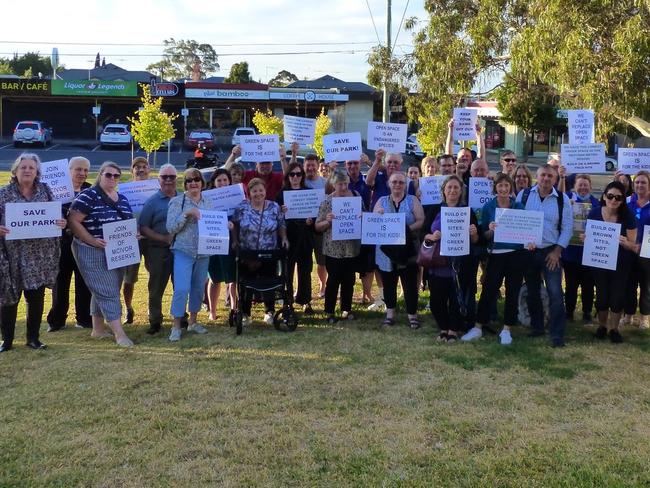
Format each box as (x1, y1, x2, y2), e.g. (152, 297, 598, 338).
(445, 118, 485, 185)
(166, 169, 213, 342)
(374, 172, 424, 329)
(276, 163, 316, 315)
(68, 161, 134, 348)
(232, 178, 288, 327)
(423, 175, 479, 342)
(622, 171, 650, 329)
(0, 153, 65, 353)
(46, 156, 93, 332)
(315, 171, 362, 324)
(138, 164, 181, 335)
(462, 173, 527, 345)
(561, 175, 600, 324)
(585, 182, 637, 343)
(224, 145, 285, 201)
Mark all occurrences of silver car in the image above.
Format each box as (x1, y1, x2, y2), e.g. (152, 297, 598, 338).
(13, 121, 53, 147)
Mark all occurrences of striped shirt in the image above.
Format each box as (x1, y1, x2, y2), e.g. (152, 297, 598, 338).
(70, 186, 134, 238)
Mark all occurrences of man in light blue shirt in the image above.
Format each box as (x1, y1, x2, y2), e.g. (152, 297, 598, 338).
(516, 164, 573, 347)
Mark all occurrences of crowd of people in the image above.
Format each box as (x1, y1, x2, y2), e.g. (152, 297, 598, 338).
(1, 120, 649, 352)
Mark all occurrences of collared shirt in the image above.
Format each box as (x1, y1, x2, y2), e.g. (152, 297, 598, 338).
(139, 189, 180, 246)
(348, 174, 371, 210)
(167, 193, 213, 258)
(370, 171, 390, 210)
(516, 185, 573, 249)
(305, 176, 327, 190)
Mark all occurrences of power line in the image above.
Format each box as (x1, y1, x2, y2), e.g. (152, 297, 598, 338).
(365, 0, 382, 45)
(0, 40, 377, 47)
(392, 0, 410, 53)
(0, 49, 371, 58)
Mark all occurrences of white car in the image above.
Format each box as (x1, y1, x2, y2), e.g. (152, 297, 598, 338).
(13, 121, 53, 147)
(406, 134, 425, 158)
(231, 127, 256, 146)
(100, 124, 132, 148)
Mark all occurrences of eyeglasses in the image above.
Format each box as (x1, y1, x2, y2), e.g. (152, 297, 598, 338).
(102, 172, 121, 179)
(503, 158, 517, 163)
(160, 175, 177, 181)
(605, 193, 624, 202)
(185, 177, 203, 184)
(288, 172, 303, 177)
(391, 180, 406, 185)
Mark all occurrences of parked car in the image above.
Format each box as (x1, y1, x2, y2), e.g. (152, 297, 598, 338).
(231, 127, 256, 146)
(185, 129, 215, 150)
(100, 124, 132, 149)
(406, 134, 425, 158)
(13, 121, 53, 147)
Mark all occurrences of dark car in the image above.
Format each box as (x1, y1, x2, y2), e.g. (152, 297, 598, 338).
(185, 129, 215, 150)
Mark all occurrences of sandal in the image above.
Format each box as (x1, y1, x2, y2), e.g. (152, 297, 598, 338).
(382, 316, 395, 327)
(408, 317, 421, 329)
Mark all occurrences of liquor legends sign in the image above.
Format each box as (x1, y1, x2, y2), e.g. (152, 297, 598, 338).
(51, 80, 137, 97)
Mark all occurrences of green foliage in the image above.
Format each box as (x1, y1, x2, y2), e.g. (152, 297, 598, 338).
(268, 69, 299, 87)
(366, 45, 412, 96)
(252, 110, 283, 138)
(146, 38, 219, 80)
(0, 52, 53, 77)
(224, 62, 252, 84)
(312, 108, 332, 159)
(128, 85, 177, 155)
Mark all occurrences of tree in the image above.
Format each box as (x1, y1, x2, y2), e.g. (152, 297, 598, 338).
(0, 52, 53, 77)
(268, 70, 299, 87)
(146, 38, 219, 80)
(366, 45, 412, 96)
(252, 110, 283, 138)
(404, 0, 650, 153)
(128, 84, 177, 164)
(224, 62, 252, 84)
(312, 108, 332, 159)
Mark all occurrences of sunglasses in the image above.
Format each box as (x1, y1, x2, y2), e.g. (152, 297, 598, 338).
(102, 172, 121, 179)
(288, 172, 303, 177)
(160, 175, 177, 181)
(605, 193, 624, 202)
(503, 158, 517, 163)
(185, 177, 203, 184)
(391, 180, 406, 185)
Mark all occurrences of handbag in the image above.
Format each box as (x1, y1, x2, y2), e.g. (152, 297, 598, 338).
(418, 239, 448, 268)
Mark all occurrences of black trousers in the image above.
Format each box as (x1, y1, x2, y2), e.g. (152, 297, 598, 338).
(47, 237, 92, 327)
(594, 259, 631, 314)
(324, 256, 356, 315)
(288, 247, 313, 306)
(428, 274, 461, 332)
(563, 259, 595, 319)
(380, 264, 419, 315)
(476, 250, 525, 326)
(624, 256, 650, 315)
(1, 287, 46, 346)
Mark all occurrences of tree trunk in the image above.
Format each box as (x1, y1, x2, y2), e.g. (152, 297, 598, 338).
(617, 115, 650, 138)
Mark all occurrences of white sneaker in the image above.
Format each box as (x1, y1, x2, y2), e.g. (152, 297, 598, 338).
(242, 315, 251, 327)
(619, 315, 632, 327)
(461, 327, 483, 341)
(499, 329, 513, 345)
(188, 322, 208, 334)
(367, 299, 385, 311)
(169, 328, 182, 342)
(264, 312, 274, 325)
(639, 316, 649, 330)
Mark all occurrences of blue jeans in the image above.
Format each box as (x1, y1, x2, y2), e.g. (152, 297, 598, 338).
(525, 247, 566, 343)
(170, 250, 209, 318)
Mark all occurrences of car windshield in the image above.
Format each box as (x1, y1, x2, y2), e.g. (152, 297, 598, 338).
(17, 123, 39, 130)
(238, 129, 254, 135)
(190, 132, 211, 139)
(105, 126, 127, 133)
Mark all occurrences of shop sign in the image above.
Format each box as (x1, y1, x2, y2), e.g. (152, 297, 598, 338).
(51, 80, 138, 97)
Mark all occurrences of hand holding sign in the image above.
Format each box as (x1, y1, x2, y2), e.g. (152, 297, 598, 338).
(241, 134, 280, 163)
(452, 108, 478, 141)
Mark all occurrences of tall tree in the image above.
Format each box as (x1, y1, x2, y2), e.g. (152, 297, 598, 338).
(146, 38, 219, 81)
(224, 62, 252, 84)
(128, 84, 177, 162)
(268, 70, 299, 87)
(1, 52, 53, 78)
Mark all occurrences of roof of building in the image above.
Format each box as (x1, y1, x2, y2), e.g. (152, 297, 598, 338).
(287, 75, 376, 94)
(58, 63, 155, 82)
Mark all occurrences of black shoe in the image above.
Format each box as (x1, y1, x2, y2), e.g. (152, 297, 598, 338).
(123, 308, 135, 325)
(26, 340, 47, 350)
(595, 326, 608, 340)
(0, 342, 12, 353)
(528, 330, 546, 338)
(47, 323, 66, 332)
(609, 329, 624, 343)
(302, 304, 315, 315)
(146, 323, 161, 335)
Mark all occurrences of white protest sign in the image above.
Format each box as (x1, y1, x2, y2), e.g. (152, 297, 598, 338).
(618, 148, 650, 175)
(468, 177, 493, 210)
(494, 208, 544, 245)
(283, 189, 326, 219)
(201, 183, 246, 216)
(118, 179, 159, 214)
(241, 134, 280, 163)
(419, 176, 447, 205)
(582, 219, 620, 270)
(639, 225, 650, 259)
(560, 143, 606, 174)
(198, 210, 230, 255)
(366, 121, 407, 153)
(441, 207, 470, 256)
(283, 115, 316, 145)
(40, 159, 75, 203)
(4, 201, 62, 240)
(332, 196, 362, 241)
(361, 212, 405, 245)
(322, 132, 362, 162)
(452, 108, 478, 141)
(567, 109, 595, 145)
(103, 218, 140, 270)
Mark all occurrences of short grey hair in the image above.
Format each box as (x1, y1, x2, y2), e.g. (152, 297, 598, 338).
(330, 169, 350, 184)
(158, 163, 177, 174)
(11, 153, 42, 178)
(69, 156, 90, 169)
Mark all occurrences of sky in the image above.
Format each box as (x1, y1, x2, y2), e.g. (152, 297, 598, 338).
(1, 0, 428, 84)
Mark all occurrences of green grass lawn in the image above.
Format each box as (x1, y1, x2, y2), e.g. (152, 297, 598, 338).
(2, 171, 650, 487)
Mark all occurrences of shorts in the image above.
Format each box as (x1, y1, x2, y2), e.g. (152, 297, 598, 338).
(123, 240, 147, 284)
(313, 233, 326, 266)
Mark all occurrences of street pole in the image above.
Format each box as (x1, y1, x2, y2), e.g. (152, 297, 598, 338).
(382, 0, 392, 123)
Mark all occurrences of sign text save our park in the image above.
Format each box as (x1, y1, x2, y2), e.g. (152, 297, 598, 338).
(51, 80, 138, 97)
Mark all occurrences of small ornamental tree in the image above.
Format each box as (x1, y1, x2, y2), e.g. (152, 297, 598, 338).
(252, 110, 283, 138)
(128, 84, 177, 163)
(312, 108, 331, 159)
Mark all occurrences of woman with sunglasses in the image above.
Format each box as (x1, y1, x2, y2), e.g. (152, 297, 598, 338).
(167, 169, 215, 342)
(585, 182, 637, 342)
(68, 161, 134, 347)
(622, 170, 650, 329)
(276, 162, 316, 314)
